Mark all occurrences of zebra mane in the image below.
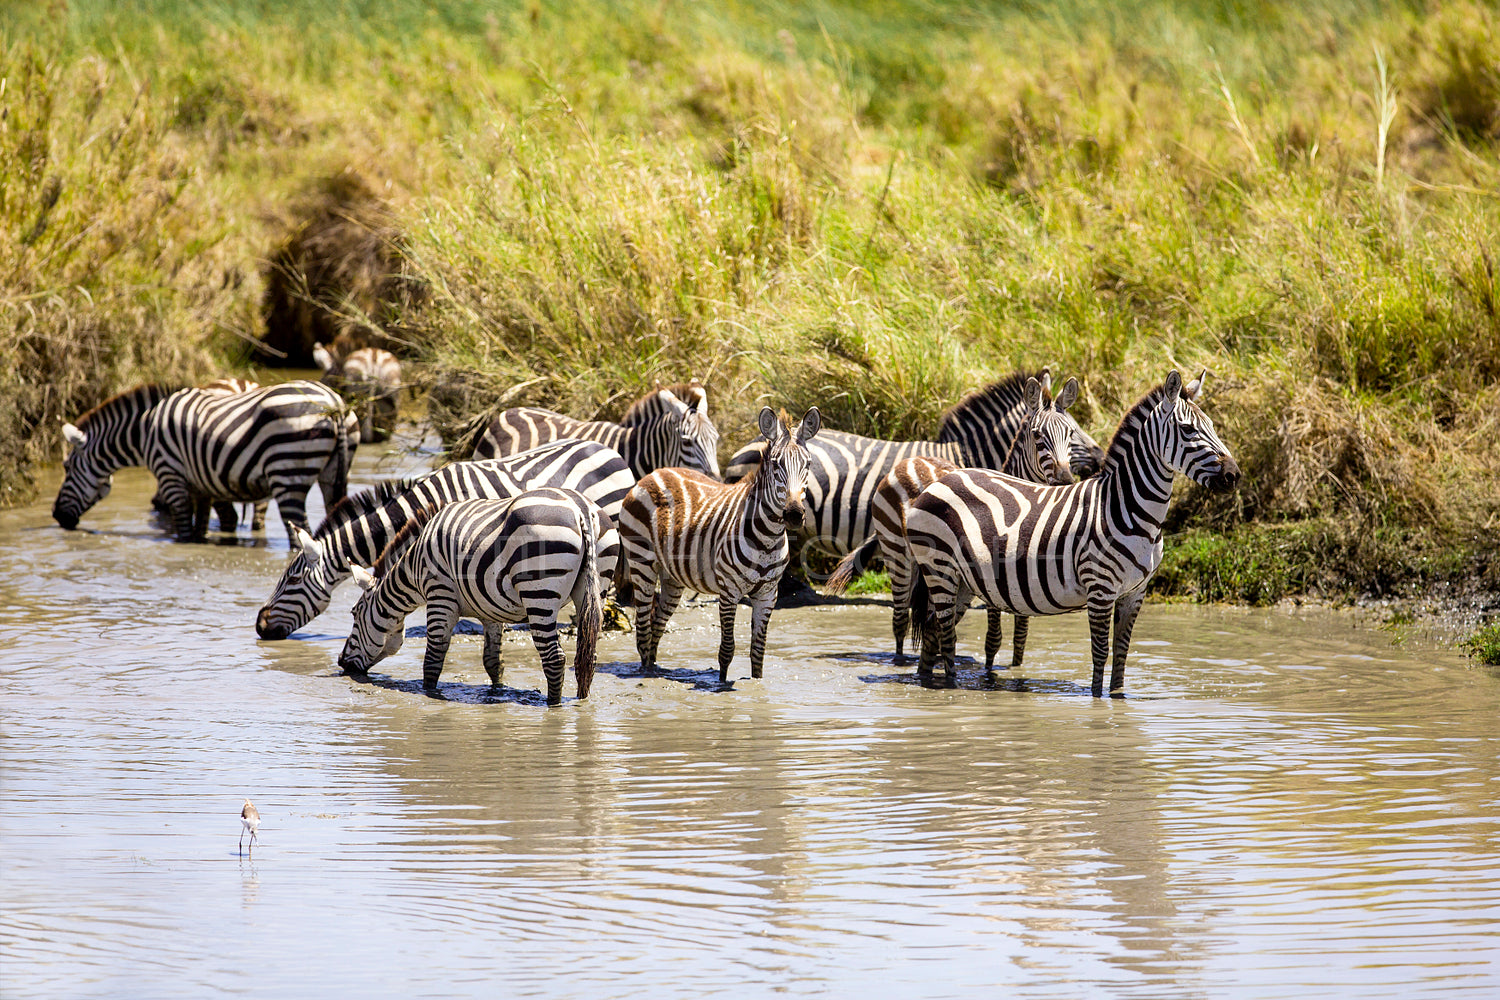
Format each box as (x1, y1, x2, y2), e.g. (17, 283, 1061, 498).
(315, 478, 419, 540)
(937, 370, 1047, 434)
(621, 382, 698, 426)
(372, 503, 441, 577)
(1101, 381, 1172, 472)
(74, 384, 175, 430)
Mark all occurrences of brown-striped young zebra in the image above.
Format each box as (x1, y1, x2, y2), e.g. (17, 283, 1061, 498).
(469, 383, 719, 480)
(256, 439, 633, 639)
(314, 342, 402, 443)
(906, 370, 1241, 696)
(619, 407, 820, 683)
(721, 371, 1103, 565)
(55, 380, 356, 541)
(338, 490, 617, 705)
(826, 375, 1083, 666)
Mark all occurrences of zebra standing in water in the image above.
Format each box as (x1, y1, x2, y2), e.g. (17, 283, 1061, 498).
(619, 407, 820, 683)
(255, 439, 633, 639)
(55, 381, 355, 541)
(149, 378, 270, 532)
(905, 370, 1241, 696)
(468, 383, 720, 480)
(826, 375, 1083, 666)
(722, 371, 1103, 565)
(339, 490, 617, 705)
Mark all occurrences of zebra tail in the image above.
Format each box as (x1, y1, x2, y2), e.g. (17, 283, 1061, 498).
(329, 403, 353, 503)
(572, 512, 603, 700)
(909, 569, 931, 635)
(824, 534, 880, 595)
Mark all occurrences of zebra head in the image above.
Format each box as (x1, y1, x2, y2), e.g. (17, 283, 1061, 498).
(338, 564, 405, 673)
(1022, 375, 1080, 485)
(53, 423, 111, 530)
(756, 406, 820, 527)
(1151, 369, 1241, 493)
(255, 528, 335, 639)
(659, 384, 721, 479)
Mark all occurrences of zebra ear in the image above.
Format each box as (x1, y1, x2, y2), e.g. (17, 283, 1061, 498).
(312, 343, 334, 372)
(686, 381, 707, 415)
(1055, 377, 1080, 412)
(657, 388, 688, 414)
(796, 406, 821, 444)
(1023, 377, 1044, 413)
(351, 564, 377, 592)
(1157, 370, 1184, 414)
(294, 527, 320, 563)
(757, 406, 779, 440)
(1184, 368, 1208, 402)
(62, 423, 87, 448)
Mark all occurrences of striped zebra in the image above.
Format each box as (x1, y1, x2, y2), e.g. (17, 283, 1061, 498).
(722, 371, 1103, 564)
(620, 407, 820, 683)
(905, 370, 1241, 696)
(338, 489, 618, 705)
(255, 439, 633, 639)
(55, 380, 356, 541)
(314, 342, 403, 443)
(470, 382, 719, 480)
(150, 378, 269, 532)
(826, 375, 1083, 665)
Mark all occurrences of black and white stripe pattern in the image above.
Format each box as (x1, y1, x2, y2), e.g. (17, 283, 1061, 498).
(826, 375, 1084, 664)
(620, 407, 820, 682)
(472, 384, 719, 480)
(55, 380, 356, 541)
(255, 439, 633, 639)
(722, 371, 1102, 560)
(314, 343, 403, 443)
(905, 370, 1241, 696)
(337, 489, 618, 705)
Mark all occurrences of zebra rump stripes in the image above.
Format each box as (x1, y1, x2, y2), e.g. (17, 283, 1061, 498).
(255, 438, 633, 639)
(620, 406, 820, 683)
(338, 490, 617, 705)
(472, 383, 719, 480)
(905, 370, 1241, 696)
(55, 380, 356, 541)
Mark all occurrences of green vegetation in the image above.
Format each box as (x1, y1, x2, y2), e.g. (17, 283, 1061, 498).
(3, 0, 1497, 608)
(1461, 621, 1500, 665)
(845, 570, 892, 597)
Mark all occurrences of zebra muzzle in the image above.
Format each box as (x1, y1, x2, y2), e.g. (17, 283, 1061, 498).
(255, 609, 291, 640)
(1206, 454, 1242, 493)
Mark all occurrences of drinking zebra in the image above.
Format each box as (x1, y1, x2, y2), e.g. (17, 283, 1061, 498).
(314, 342, 403, 443)
(338, 489, 618, 705)
(722, 371, 1103, 565)
(255, 439, 633, 639)
(619, 407, 821, 683)
(55, 380, 356, 541)
(149, 378, 270, 532)
(905, 370, 1241, 696)
(825, 375, 1083, 666)
(467, 383, 719, 480)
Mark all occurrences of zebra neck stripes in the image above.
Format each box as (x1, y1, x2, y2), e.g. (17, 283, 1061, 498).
(54, 385, 172, 529)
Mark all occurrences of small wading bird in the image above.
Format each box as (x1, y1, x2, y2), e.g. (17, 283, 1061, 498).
(240, 799, 260, 856)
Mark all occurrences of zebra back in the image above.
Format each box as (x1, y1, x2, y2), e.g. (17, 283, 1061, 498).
(53, 385, 175, 529)
(939, 369, 1104, 477)
(371, 502, 442, 577)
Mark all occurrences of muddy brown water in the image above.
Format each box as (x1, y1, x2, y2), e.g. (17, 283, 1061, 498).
(3, 435, 1499, 998)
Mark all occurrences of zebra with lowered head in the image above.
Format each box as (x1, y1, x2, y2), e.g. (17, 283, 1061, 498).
(55, 380, 356, 541)
(338, 489, 618, 705)
(826, 374, 1083, 666)
(619, 406, 820, 683)
(255, 438, 634, 639)
(467, 382, 719, 480)
(722, 370, 1104, 567)
(905, 370, 1241, 696)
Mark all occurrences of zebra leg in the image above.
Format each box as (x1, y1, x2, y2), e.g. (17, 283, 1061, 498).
(250, 501, 268, 532)
(640, 580, 683, 673)
(1086, 596, 1114, 697)
(1108, 589, 1147, 696)
(889, 553, 915, 663)
(983, 609, 1004, 672)
(716, 598, 737, 683)
(748, 595, 775, 680)
(482, 622, 506, 688)
(528, 615, 567, 706)
(1010, 615, 1030, 668)
(421, 601, 457, 691)
(270, 485, 311, 541)
(191, 496, 212, 540)
(214, 502, 239, 532)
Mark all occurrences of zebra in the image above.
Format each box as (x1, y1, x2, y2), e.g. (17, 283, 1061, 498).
(55, 380, 356, 541)
(619, 406, 820, 683)
(905, 370, 1241, 696)
(469, 383, 719, 480)
(825, 375, 1083, 665)
(255, 439, 633, 639)
(149, 378, 270, 533)
(338, 489, 618, 705)
(721, 371, 1103, 566)
(314, 342, 403, 443)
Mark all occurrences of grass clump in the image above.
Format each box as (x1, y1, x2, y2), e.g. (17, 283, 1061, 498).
(1460, 622, 1500, 665)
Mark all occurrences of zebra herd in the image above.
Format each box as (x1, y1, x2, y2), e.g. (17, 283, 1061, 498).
(54, 367, 1239, 702)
